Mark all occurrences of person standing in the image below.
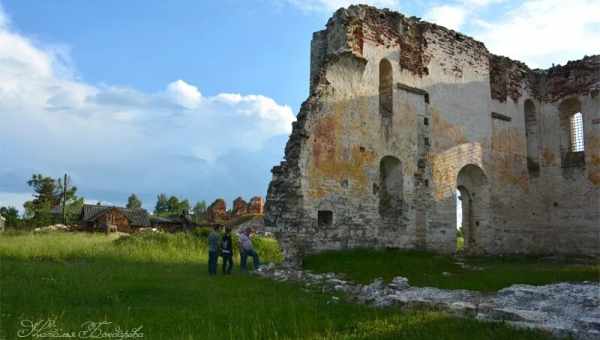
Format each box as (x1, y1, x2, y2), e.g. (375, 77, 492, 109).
(239, 228, 260, 272)
(221, 227, 233, 275)
(207, 225, 221, 275)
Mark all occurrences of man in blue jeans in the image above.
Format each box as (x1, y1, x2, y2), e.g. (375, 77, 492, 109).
(207, 225, 221, 275)
(239, 228, 260, 272)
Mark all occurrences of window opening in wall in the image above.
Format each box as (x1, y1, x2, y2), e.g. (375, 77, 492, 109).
(379, 156, 403, 219)
(379, 59, 393, 118)
(570, 112, 584, 152)
(456, 189, 463, 251)
(318, 210, 333, 227)
(524, 99, 540, 176)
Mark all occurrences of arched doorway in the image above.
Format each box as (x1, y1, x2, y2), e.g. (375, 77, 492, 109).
(456, 164, 488, 254)
(379, 156, 403, 224)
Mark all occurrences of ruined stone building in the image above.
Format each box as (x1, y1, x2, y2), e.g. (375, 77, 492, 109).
(265, 5, 600, 261)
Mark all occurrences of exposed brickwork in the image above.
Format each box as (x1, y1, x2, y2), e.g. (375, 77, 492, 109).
(544, 56, 600, 102)
(207, 198, 228, 222)
(232, 197, 248, 217)
(247, 196, 265, 214)
(489, 54, 600, 103)
(266, 5, 600, 263)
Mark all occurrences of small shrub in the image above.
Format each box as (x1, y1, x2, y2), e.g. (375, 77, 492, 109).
(456, 236, 464, 252)
(252, 236, 284, 263)
(191, 226, 212, 239)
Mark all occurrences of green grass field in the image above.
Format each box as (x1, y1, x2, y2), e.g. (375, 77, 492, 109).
(303, 248, 600, 291)
(0, 232, 576, 339)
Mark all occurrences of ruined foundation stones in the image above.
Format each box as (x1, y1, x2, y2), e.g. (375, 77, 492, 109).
(255, 264, 600, 340)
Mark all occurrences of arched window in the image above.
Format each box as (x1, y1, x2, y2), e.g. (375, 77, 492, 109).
(524, 99, 540, 176)
(570, 112, 584, 152)
(559, 97, 585, 168)
(379, 59, 393, 118)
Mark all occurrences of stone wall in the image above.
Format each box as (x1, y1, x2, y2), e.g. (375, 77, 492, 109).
(247, 196, 265, 214)
(207, 198, 228, 222)
(232, 197, 248, 217)
(208, 196, 266, 223)
(265, 5, 600, 262)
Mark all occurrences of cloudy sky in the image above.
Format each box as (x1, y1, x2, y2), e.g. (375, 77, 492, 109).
(0, 0, 598, 212)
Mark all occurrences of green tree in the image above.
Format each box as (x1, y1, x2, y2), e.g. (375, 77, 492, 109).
(154, 194, 190, 217)
(165, 196, 190, 216)
(0, 206, 20, 228)
(176, 198, 190, 216)
(23, 174, 82, 226)
(167, 196, 180, 214)
(192, 201, 207, 223)
(154, 194, 169, 215)
(126, 194, 142, 209)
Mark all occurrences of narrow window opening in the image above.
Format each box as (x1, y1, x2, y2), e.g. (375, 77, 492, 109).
(379, 59, 393, 118)
(524, 99, 540, 177)
(424, 117, 429, 126)
(318, 210, 333, 227)
(570, 112, 584, 152)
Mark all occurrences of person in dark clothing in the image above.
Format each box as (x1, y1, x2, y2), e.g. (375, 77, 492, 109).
(207, 225, 221, 275)
(221, 227, 233, 274)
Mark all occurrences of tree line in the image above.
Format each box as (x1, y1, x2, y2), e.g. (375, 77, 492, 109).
(0, 174, 208, 229)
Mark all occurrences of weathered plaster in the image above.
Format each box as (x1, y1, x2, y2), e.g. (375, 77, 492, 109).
(266, 5, 600, 262)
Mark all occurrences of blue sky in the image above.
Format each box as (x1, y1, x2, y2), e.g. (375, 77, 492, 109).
(0, 0, 598, 212)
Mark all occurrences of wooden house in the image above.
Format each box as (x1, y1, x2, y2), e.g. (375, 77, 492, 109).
(79, 204, 150, 233)
(150, 214, 196, 233)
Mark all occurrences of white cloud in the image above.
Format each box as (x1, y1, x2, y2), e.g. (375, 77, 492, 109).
(462, 0, 505, 6)
(425, 5, 467, 30)
(285, 0, 401, 12)
(166, 79, 202, 109)
(424, 0, 507, 31)
(470, 0, 600, 68)
(0, 6, 295, 205)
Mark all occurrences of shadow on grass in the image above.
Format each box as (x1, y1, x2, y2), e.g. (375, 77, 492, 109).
(303, 248, 600, 291)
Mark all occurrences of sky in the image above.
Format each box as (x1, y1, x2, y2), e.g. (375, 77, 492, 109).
(0, 0, 599, 213)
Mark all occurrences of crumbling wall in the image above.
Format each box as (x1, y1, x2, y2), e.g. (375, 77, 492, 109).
(232, 197, 248, 217)
(207, 199, 228, 222)
(486, 55, 600, 256)
(265, 4, 600, 262)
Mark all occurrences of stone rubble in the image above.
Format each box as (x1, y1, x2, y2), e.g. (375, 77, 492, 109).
(254, 264, 600, 340)
(33, 224, 71, 232)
